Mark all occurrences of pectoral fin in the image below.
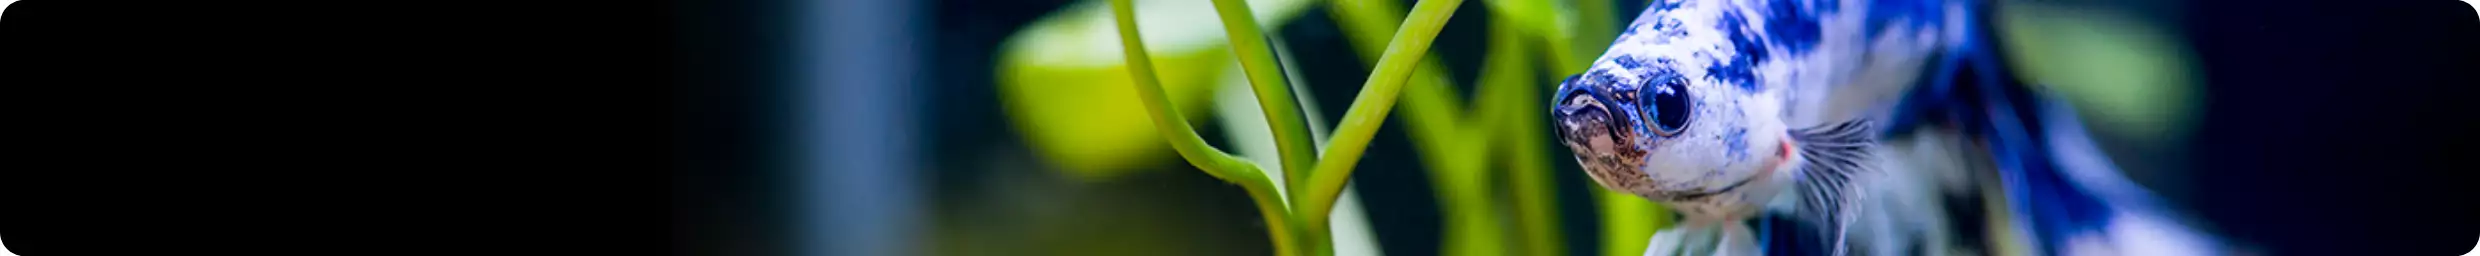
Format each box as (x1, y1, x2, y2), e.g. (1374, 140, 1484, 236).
(1789, 120, 1878, 256)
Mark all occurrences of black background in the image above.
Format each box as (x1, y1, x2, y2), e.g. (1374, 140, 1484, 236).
(2182, 0, 2480, 255)
(1, 0, 651, 254)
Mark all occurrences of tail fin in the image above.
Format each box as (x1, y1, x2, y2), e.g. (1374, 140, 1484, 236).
(1881, 1, 2223, 254)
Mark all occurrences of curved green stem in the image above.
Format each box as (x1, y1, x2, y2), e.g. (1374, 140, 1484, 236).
(1298, 0, 1466, 246)
(1327, 0, 1465, 149)
(1208, 0, 1320, 188)
(1236, 172, 1300, 256)
(1111, 1, 1298, 255)
(1328, 0, 1520, 255)
(1477, 20, 1564, 256)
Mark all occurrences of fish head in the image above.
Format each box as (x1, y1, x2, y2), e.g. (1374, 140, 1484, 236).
(1551, 31, 1796, 208)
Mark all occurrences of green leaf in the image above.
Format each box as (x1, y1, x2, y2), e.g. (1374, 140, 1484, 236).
(996, 0, 1314, 180)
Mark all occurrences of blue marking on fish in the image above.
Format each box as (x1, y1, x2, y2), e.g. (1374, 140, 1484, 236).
(1616, 55, 1648, 70)
(1762, 0, 1825, 55)
(1712, 11, 1764, 90)
(1726, 127, 1750, 159)
(1865, 0, 1948, 36)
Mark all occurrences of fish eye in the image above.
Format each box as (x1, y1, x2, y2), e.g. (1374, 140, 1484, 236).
(1638, 77, 1691, 136)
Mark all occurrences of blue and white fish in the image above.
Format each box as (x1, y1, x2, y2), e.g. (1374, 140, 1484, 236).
(1551, 0, 1969, 254)
(1551, 0, 2225, 255)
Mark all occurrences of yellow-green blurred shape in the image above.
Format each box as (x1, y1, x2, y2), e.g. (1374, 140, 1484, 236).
(997, 0, 1312, 180)
(1600, 187, 1669, 256)
(1997, 3, 2201, 142)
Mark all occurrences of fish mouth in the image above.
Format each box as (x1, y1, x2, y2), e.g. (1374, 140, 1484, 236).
(1558, 95, 1648, 196)
(1555, 103, 1614, 151)
(1555, 96, 1645, 160)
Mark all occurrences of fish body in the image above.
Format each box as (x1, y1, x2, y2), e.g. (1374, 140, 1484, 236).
(1553, 0, 1971, 255)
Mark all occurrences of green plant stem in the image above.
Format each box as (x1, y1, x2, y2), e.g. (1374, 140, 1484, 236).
(1571, 0, 1616, 71)
(1540, 33, 1589, 75)
(1326, 0, 1465, 149)
(1324, 0, 1470, 190)
(1438, 172, 1506, 256)
(1475, 20, 1565, 256)
(1482, 0, 1559, 41)
(1430, 56, 1497, 256)
(1207, 0, 1320, 191)
(1237, 174, 1300, 256)
(1502, 84, 1567, 256)
(1110, 1, 1299, 255)
(1332, 1, 1548, 255)
(1425, 20, 1545, 256)
(1598, 188, 1662, 256)
(1332, 3, 1496, 256)
(1298, 0, 1465, 251)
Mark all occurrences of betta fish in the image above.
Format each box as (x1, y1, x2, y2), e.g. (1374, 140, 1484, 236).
(1551, 0, 2225, 255)
(1551, 0, 1968, 254)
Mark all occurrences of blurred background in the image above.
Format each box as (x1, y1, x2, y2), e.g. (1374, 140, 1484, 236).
(670, 0, 2478, 255)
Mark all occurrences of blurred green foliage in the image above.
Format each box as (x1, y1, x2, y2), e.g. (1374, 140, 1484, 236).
(1998, 2, 2199, 143)
(993, 0, 1673, 254)
(981, 0, 2198, 255)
